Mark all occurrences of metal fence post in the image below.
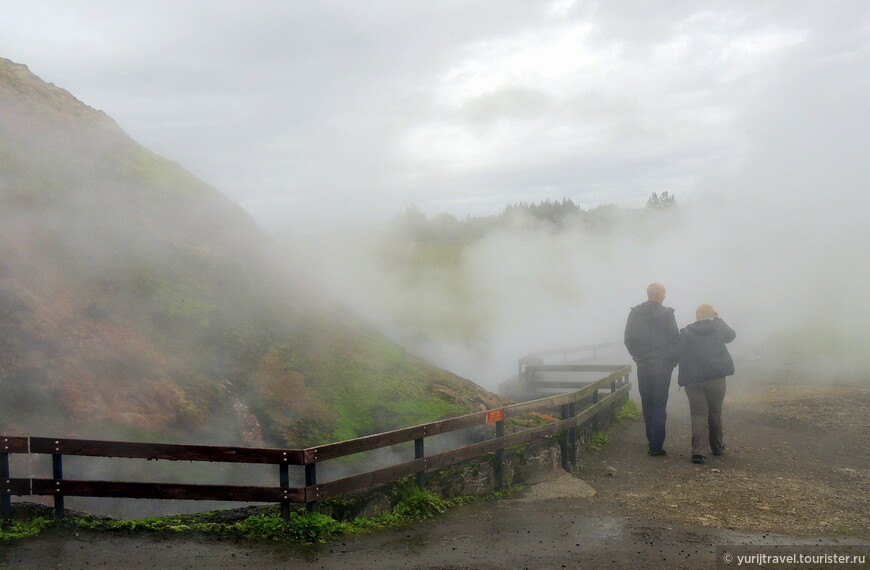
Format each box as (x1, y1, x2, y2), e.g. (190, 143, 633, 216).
(567, 400, 577, 468)
(52, 453, 64, 519)
(495, 420, 505, 489)
(415, 437, 426, 488)
(592, 390, 600, 433)
(279, 463, 290, 520)
(305, 463, 319, 513)
(560, 403, 571, 471)
(1, 452, 10, 520)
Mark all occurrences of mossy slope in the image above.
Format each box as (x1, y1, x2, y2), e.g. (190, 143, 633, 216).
(0, 57, 505, 446)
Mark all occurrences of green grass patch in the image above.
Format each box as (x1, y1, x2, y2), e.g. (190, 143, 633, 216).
(613, 400, 640, 423)
(392, 481, 448, 519)
(588, 431, 611, 451)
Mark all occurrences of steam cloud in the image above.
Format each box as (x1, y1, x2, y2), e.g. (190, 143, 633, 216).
(290, 42, 869, 391)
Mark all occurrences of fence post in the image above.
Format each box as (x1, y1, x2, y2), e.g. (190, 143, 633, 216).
(567, 400, 577, 469)
(305, 463, 319, 513)
(279, 463, 290, 520)
(52, 453, 64, 519)
(591, 390, 600, 433)
(560, 403, 571, 471)
(1, 451, 10, 520)
(415, 437, 426, 488)
(495, 420, 505, 489)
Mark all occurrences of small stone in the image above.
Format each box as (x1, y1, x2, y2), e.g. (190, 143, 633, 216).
(710, 469, 721, 473)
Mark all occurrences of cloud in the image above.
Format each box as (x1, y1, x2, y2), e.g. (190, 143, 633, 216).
(0, 1, 866, 235)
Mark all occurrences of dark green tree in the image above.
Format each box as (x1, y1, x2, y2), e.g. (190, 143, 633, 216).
(646, 191, 676, 209)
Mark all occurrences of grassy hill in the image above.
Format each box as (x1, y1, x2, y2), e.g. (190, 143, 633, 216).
(0, 57, 505, 446)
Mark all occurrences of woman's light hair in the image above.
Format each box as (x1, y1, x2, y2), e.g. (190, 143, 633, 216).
(696, 304, 718, 319)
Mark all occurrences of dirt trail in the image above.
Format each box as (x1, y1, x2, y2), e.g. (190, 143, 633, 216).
(2, 378, 868, 569)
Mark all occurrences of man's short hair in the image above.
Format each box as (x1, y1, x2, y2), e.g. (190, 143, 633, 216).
(647, 282, 665, 299)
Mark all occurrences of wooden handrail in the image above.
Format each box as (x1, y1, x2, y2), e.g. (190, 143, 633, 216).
(29, 479, 304, 503)
(0, 363, 632, 519)
(520, 342, 620, 361)
(28, 437, 305, 464)
(1, 436, 29, 453)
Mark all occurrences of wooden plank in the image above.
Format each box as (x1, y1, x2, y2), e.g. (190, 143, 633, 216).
(522, 342, 619, 360)
(304, 411, 489, 463)
(306, 426, 427, 463)
(421, 438, 506, 471)
(503, 392, 577, 417)
(309, 436, 513, 502)
(308, 458, 427, 501)
(0, 436, 29, 453)
(533, 381, 595, 389)
(1, 478, 31, 496)
(503, 418, 575, 448)
(30, 479, 304, 502)
(574, 384, 631, 425)
(29, 437, 304, 465)
(526, 364, 629, 373)
(424, 411, 489, 437)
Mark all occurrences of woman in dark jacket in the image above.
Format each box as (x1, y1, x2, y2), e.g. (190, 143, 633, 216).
(678, 304, 736, 464)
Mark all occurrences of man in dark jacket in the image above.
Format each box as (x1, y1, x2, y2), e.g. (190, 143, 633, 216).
(624, 283, 680, 456)
(677, 304, 736, 464)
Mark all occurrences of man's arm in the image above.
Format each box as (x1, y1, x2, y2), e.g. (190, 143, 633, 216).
(624, 309, 638, 357)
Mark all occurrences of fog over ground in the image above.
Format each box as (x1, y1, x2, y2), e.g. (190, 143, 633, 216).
(2, 2, 867, 389)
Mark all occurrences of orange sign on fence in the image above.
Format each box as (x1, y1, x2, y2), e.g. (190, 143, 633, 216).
(485, 409, 505, 423)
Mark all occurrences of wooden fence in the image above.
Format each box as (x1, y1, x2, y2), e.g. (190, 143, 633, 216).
(1, 364, 631, 520)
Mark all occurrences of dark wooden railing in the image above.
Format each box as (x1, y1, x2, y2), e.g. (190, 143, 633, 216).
(519, 342, 624, 391)
(1, 364, 631, 520)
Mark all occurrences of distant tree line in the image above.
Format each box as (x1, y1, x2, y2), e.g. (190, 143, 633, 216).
(395, 193, 677, 243)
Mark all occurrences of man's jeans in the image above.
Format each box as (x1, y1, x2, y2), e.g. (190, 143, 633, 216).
(636, 366, 673, 452)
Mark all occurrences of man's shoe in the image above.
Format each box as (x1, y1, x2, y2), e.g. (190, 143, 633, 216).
(692, 455, 705, 464)
(648, 449, 667, 457)
(712, 446, 725, 456)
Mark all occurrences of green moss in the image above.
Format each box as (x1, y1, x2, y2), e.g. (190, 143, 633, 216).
(0, 517, 53, 544)
(381, 398, 466, 426)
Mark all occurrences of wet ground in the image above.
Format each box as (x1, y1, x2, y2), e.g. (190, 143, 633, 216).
(2, 378, 868, 569)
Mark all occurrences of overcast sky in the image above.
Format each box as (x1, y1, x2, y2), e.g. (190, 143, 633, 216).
(1, 1, 868, 232)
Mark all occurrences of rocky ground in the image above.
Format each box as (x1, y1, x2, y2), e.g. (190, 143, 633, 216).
(582, 379, 870, 537)
(1, 378, 868, 569)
